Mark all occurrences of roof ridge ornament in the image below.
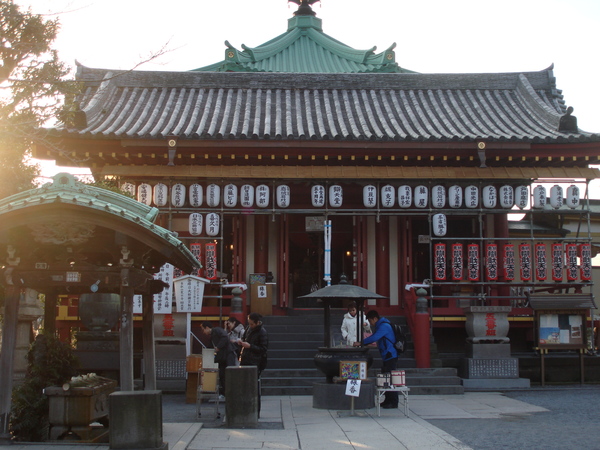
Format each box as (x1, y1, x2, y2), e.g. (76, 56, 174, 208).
(289, 0, 320, 16)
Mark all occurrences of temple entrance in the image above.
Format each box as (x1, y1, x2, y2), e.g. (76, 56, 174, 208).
(288, 215, 353, 308)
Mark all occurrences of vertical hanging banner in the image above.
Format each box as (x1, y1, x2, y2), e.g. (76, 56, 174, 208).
(519, 244, 532, 281)
(551, 243, 563, 281)
(133, 294, 143, 315)
(485, 243, 498, 281)
(190, 243, 202, 277)
(580, 243, 592, 281)
(434, 243, 446, 281)
(153, 263, 174, 314)
(535, 243, 547, 281)
(566, 244, 578, 281)
(503, 244, 515, 281)
(467, 244, 480, 281)
(204, 243, 218, 280)
(451, 243, 463, 281)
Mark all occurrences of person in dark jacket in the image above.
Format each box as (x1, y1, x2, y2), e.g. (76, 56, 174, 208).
(201, 321, 237, 397)
(238, 312, 269, 416)
(354, 310, 398, 408)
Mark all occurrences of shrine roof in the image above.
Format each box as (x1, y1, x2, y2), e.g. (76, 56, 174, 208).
(0, 173, 200, 273)
(58, 65, 600, 145)
(192, 7, 409, 74)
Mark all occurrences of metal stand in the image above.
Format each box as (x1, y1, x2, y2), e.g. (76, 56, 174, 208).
(375, 386, 410, 417)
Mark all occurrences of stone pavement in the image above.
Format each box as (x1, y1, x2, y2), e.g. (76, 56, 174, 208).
(0, 392, 549, 450)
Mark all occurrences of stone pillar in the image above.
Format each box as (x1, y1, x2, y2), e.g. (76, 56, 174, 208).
(109, 390, 166, 449)
(226, 366, 258, 428)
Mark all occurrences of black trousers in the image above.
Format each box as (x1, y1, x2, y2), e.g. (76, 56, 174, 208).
(381, 356, 399, 406)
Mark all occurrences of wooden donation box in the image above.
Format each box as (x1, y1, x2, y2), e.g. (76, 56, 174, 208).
(250, 273, 273, 316)
(44, 374, 117, 441)
(186, 354, 202, 404)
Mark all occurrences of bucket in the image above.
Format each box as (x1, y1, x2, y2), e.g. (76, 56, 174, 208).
(391, 370, 405, 386)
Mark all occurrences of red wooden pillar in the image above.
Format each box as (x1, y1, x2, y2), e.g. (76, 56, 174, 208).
(375, 218, 390, 302)
(254, 215, 269, 274)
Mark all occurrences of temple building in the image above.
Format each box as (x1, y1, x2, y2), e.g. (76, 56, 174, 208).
(37, 0, 600, 364)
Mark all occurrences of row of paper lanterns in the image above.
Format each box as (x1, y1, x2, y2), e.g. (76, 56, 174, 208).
(129, 182, 580, 211)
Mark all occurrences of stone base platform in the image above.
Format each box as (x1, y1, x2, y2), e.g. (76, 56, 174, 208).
(313, 381, 375, 410)
(462, 378, 531, 389)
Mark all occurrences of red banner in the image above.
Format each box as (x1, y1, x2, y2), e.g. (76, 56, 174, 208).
(503, 244, 515, 281)
(205, 243, 218, 280)
(551, 243, 563, 281)
(434, 243, 446, 281)
(452, 244, 463, 281)
(486, 243, 498, 281)
(566, 244, 578, 281)
(519, 243, 532, 281)
(535, 243, 547, 281)
(467, 244, 480, 281)
(580, 243, 592, 281)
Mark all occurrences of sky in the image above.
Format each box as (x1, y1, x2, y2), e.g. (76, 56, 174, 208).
(15, 0, 600, 178)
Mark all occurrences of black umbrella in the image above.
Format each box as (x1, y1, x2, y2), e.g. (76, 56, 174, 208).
(298, 277, 387, 346)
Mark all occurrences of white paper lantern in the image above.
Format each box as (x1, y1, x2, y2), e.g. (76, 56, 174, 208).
(533, 185, 546, 209)
(432, 213, 447, 237)
(189, 184, 203, 207)
(432, 185, 446, 208)
(448, 185, 462, 208)
(256, 184, 270, 208)
(482, 185, 497, 208)
(240, 184, 254, 207)
(381, 185, 395, 208)
(206, 213, 220, 236)
(414, 185, 428, 208)
(566, 185, 580, 209)
(329, 185, 343, 208)
(137, 183, 152, 205)
(311, 185, 325, 207)
(276, 185, 290, 208)
(206, 184, 221, 207)
(189, 213, 203, 236)
(121, 182, 136, 197)
(398, 185, 412, 208)
(550, 185, 563, 209)
(499, 185, 514, 209)
(153, 183, 168, 206)
(171, 183, 186, 207)
(224, 184, 238, 208)
(465, 185, 479, 209)
(363, 185, 377, 208)
(515, 186, 529, 209)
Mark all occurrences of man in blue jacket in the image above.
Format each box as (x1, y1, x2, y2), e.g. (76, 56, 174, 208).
(354, 310, 398, 409)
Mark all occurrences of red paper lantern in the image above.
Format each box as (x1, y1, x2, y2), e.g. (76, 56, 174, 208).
(535, 243, 547, 281)
(486, 244, 498, 281)
(467, 244, 480, 281)
(580, 243, 592, 281)
(503, 244, 515, 281)
(551, 243, 563, 281)
(205, 243, 218, 280)
(566, 244, 578, 281)
(434, 243, 446, 281)
(452, 244, 463, 281)
(519, 243, 532, 281)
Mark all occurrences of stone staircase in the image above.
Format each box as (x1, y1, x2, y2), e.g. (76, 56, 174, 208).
(261, 313, 464, 395)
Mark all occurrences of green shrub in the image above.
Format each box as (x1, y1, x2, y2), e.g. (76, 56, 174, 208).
(10, 333, 78, 441)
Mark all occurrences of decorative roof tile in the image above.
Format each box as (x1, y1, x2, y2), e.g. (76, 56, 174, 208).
(61, 65, 600, 145)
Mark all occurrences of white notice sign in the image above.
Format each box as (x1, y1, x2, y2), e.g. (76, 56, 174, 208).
(345, 379, 361, 397)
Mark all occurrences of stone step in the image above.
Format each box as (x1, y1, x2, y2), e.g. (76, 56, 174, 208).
(405, 376, 463, 386)
(407, 385, 465, 395)
(263, 385, 313, 396)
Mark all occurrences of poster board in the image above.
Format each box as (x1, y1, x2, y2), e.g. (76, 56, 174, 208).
(339, 360, 368, 380)
(536, 310, 587, 350)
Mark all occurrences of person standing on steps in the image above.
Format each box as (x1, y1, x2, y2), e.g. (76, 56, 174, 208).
(341, 301, 370, 346)
(354, 310, 398, 409)
(238, 312, 269, 417)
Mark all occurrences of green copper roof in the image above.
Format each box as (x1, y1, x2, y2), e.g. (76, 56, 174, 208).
(193, 7, 413, 74)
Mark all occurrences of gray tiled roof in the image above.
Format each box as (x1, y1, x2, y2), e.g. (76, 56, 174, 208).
(64, 65, 600, 143)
